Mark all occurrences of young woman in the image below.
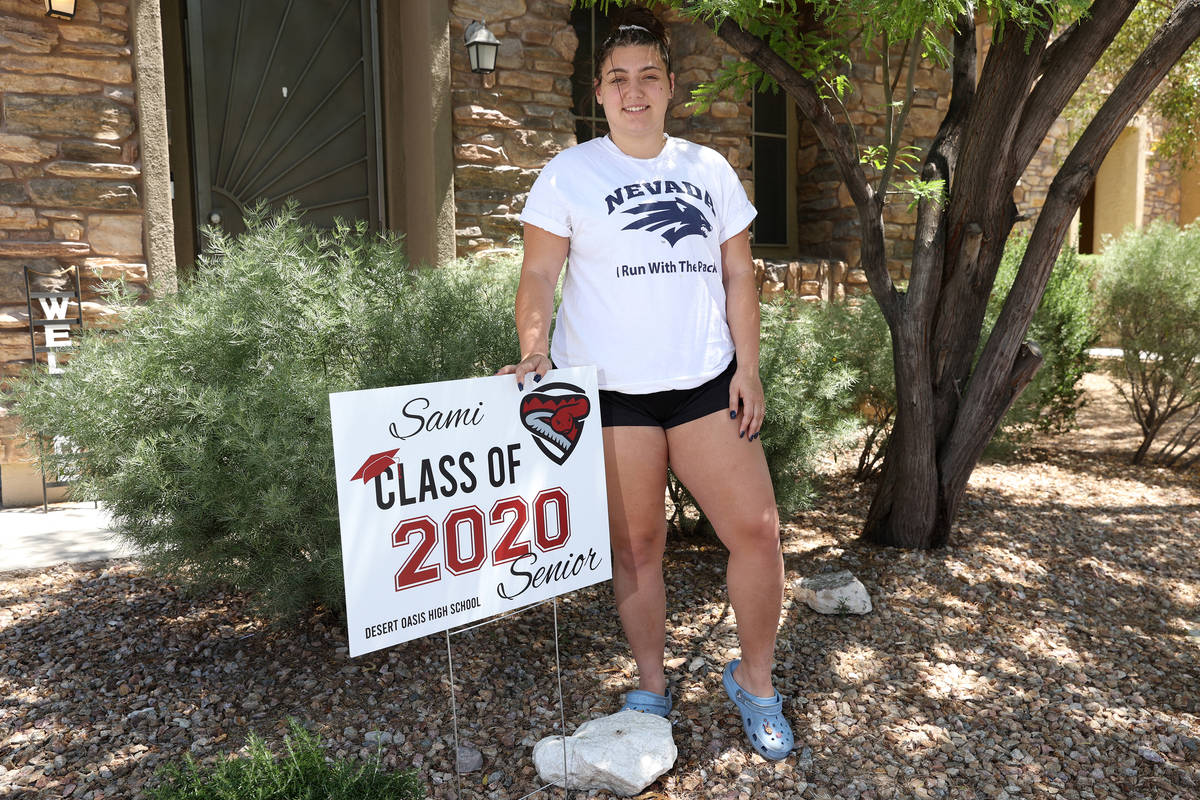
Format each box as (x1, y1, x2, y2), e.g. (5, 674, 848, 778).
(497, 6, 793, 761)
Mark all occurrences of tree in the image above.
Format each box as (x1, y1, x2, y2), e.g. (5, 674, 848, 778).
(588, 0, 1200, 548)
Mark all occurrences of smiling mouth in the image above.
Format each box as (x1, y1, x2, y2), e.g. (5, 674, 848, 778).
(624, 105, 649, 113)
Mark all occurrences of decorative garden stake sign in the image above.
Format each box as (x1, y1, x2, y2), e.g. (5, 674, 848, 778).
(330, 368, 611, 657)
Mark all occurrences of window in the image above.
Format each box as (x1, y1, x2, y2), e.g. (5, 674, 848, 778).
(751, 88, 795, 250)
(570, 7, 612, 143)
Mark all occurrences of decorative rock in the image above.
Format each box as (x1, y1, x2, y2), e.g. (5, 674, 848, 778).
(0, 55, 131, 84)
(103, 87, 136, 105)
(550, 27, 578, 60)
(88, 214, 144, 256)
(363, 730, 393, 746)
(81, 257, 147, 281)
(1138, 747, 1165, 764)
(455, 164, 534, 192)
(46, 162, 141, 179)
(52, 221, 84, 241)
(504, 129, 572, 168)
(60, 140, 124, 161)
(797, 570, 873, 615)
(455, 743, 483, 773)
(0, 18, 59, 54)
(0, 207, 42, 231)
(3, 95, 135, 141)
(0, 184, 30, 205)
(533, 711, 676, 796)
(0, 134, 57, 165)
(452, 1, 527, 22)
(28, 179, 139, 210)
(59, 23, 127, 45)
(0, 241, 91, 258)
(39, 209, 85, 220)
(453, 104, 521, 129)
(0, 74, 101, 95)
(709, 101, 742, 119)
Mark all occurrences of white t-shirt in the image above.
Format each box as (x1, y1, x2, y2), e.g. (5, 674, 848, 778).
(519, 135, 757, 393)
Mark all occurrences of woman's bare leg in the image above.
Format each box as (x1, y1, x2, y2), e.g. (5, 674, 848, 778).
(603, 425, 670, 695)
(666, 409, 783, 698)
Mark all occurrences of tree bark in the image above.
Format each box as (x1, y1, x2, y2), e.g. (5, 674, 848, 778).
(704, 0, 1200, 549)
(938, 0, 1200, 521)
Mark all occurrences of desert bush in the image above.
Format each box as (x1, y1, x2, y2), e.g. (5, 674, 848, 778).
(147, 718, 424, 800)
(817, 237, 1098, 478)
(1096, 221, 1200, 467)
(667, 299, 860, 535)
(12, 207, 519, 620)
(986, 236, 1099, 436)
(811, 298, 895, 479)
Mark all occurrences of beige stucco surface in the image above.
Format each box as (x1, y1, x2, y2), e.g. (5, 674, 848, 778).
(1181, 161, 1200, 227)
(1092, 125, 1145, 252)
(132, 0, 177, 294)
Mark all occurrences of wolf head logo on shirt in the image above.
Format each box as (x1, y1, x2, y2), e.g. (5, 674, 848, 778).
(621, 198, 713, 245)
(603, 179, 717, 247)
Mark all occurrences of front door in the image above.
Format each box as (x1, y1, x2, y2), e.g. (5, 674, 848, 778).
(184, 0, 382, 237)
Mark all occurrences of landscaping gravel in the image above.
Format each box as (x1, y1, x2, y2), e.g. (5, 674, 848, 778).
(1, 373, 1197, 799)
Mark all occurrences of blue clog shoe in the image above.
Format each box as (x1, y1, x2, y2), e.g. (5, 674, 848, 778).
(722, 659, 794, 760)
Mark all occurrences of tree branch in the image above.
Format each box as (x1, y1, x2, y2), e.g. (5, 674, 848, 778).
(942, 0, 1200, 499)
(1012, 0, 1139, 177)
(708, 16, 897, 319)
(879, 28, 924, 200)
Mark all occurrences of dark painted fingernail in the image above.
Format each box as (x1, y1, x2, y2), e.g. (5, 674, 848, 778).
(739, 430, 745, 438)
(730, 410, 737, 419)
(534, 374, 542, 383)
(750, 433, 759, 441)
(518, 382, 524, 391)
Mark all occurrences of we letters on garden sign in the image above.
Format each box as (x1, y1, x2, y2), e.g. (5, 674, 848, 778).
(330, 368, 611, 656)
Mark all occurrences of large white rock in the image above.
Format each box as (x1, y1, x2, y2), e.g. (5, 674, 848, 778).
(533, 710, 676, 796)
(797, 570, 873, 614)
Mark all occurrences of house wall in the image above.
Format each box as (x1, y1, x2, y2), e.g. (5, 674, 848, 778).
(1142, 117, 1184, 227)
(1182, 161, 1200, 227)
(0, 0, 150, 505)
(448, 1, 756, 256)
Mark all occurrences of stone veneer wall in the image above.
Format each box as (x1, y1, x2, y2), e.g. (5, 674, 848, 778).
(791, 36, 1186, 275)
(1142, 117, 1183, 225)
(449, 1, 754, 256)
(0, 0, 147, 471)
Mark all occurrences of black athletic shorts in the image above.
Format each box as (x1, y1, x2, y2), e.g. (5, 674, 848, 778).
(600, 358, 738, 428)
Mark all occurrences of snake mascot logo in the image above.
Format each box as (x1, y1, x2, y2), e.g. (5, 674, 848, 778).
(519, 382, 591, 465)
(621, 198, 712, 245)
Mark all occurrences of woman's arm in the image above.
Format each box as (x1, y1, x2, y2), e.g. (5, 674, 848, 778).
(496, 223, 570, 387)
(721, 227, 765, 440)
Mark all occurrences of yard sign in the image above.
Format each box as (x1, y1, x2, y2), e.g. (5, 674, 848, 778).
(330, 368, 611, 657)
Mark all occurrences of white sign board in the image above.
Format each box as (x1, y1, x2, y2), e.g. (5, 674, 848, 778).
(330, 368, 611, 656)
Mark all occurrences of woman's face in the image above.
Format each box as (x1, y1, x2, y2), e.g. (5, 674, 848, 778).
(594, 44, 674, 139)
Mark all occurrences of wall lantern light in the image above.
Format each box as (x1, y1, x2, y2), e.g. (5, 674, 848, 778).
(44, 0, 76, 20)
(464, 20, 500, 75)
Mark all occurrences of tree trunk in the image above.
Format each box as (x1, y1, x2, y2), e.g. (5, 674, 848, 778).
(710, 1, 1200, 549)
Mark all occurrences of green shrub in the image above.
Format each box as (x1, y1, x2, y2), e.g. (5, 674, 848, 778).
(815, 238, 1098, 477)
(1096, 220, 1200, 467)
(811, 298, 895, 479)
(667, 300, 860, 535)
(986, 236, 1099, 436)
(12, 207, 519, 620)
(148, 718, 424, 800)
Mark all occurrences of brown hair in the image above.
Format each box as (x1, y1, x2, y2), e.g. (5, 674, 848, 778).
(593, 5, 671, 84)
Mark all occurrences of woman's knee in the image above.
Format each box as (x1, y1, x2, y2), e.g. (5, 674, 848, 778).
(610, 522, 667, 572)
(721, 509, 781, 558)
